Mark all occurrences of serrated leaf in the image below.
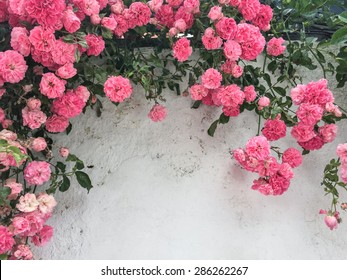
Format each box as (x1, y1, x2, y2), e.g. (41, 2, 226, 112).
(75, 171, 93, 192)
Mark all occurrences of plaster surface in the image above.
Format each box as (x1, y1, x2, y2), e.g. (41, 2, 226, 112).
(35, 56, 347, 260)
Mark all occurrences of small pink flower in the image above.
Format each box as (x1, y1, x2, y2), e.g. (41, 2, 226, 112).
(12, 216, 30, 235)
(201, 68, 222, 89)
(223, 40, 242, 61)
(231, 65, 243, 78)
(24, 161, 51, 186)
(59, 147, 69, 158)
(258, 96, 270, 109)
(10, 27, 31, 57)
(90, 14, 101, 25)
(208, 6, 223, 21)
(85, 34, 105, 56)
(174, 19, 187, 32)
(245, 136, 270, 161)
(148, 104, 167, 122)
(296, 103, 323, 126)
(244, 85, 257, 102)
(262, 117, 286, 141)
(45, 114, 70, 133)
(173, 37, 192, 62)
(290, 84, 307, 105)
(75, 86, 90, 103)
(319, 124, 338, 143)
(148, 0, 163, 12)
(0, 50, 28, 83)
(16, 193, 39, 213)
(324, 214, 338, 230)
(0, 226, 15, 254)
(202, 29, 223, 50)
(56, 63, 77, 79)
(12, 244, 33, 260)
(101, 17, 117, 31)
(291, 124, 316, 142)
(31, 225, 53, 247)
(39, 73, 66, 99)
(31, 137, 47, 152)
(169, 27, 179, 37)
(189, 84, 208, 100)
(215, 17, 237, 40)
(104, 76, 133, 103)
(251, 4, 273, 31)
(298, 135, 325, 151)
(4, 178, 22, 200)
(238, 0, 261, 21)
(62, 8, 81, 33)
(52, 90, 86, 118)
(267, 37, 286, 56)
(22, 106, 47, 130)
(282, 148, 302, 168)
(37, 193, 57, 214)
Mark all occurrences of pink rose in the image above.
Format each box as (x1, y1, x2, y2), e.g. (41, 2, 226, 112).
(223, 40, 242, 61)
(245, 136, 270, 160)
(262, 117, 287, 141)
(0, 226, 15, 254)
(31, 137, 47, 152)
(244, 85, 257, 102)
(282, 148, 302, 168)
(174, 19, 187, 32)
(16, 193, 39, 213)
(37, 193, 57, 214)
(103, 76, 133, 103)
(39, 73, 66, 99)
(24, 161, 51, 186)
(4, 178, 22, 200)
(201, 68, 222, 89)
(0, 50, 28, 83)
(75, 86, 91, 103)
(85, 34, 105, 56)
(63, 8, 81, 33)
(31, 225, 53, 247)
(12, 244, 33, 260)
(215, 17, 237, 40)
(173, 37, 192, 62)
(12, 216, 30, 235)
(22, 106, 47, 130)
(56, 63, 77, 79)
(267, 37, 286, 56)
(90, 14, 101, 25)
(101, 17, 117, 31)
(10, 27, 31, 57)
(238, 0, 261, 21)
(45, 114, 70, 133)
(189, 84, 208, 100)
(59, 147, 69, 158)
(208, 6, 223, 21)
(148, 104, 167, 122)
(52, 90, 86, 118)
(318, 124, 338, 143)
(258, 96, 270, 109)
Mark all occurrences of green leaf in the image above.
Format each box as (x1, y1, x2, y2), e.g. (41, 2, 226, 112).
(75, 171, 93, 192)
(302, 149, 310, 155)
(59, 176, 71, 192)
(219, 113, 230, 124)
(66, 154, 79, 162)
(207, 120, 219, 137)
(56, 162, 66, 173)
(0, 254, 8, 260)
(338, 12, 347, 23)
(102, 28, 113, 39)
(331, 27, 347, 45)
(75, 161, 85, 170)
(273, 87, 286, 96)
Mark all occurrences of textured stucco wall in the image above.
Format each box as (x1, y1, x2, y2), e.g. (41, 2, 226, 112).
(35, 54, 347, 260)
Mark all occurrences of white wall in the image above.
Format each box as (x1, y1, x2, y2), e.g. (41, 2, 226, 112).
(35, 55, 347, 259)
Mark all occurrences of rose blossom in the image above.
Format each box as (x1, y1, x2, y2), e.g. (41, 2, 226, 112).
(103, 76, 133, 103)
(51, 39, 76, 66)
(52, 90, 86, 118)
(0, 226, 15, 254)
(59, 147, 69, 157)
(215, 17, 237, 40)
(223, 40, 242, 61)
(29, 26, 56, 52)
(291, 124, 316, 142)
(258, 96, 270, 109)
(10, 27, 31, 57)
(173, 38, 192, 62)
(208, 6, 223, 21)
(37, 193, 57, 214)
(174, 19, 187, 32)
(318, 124, 338, 143)
(85, 34, 105, 56)
(217, 85, 245, 107)
(101, 17, 117, 31)
(267, 37, 286, 56)
(201, 68, 222, 89)
(148, 0, 163, 12)
(62, 8, 81, 33)
(39, 73, 66, 99)
(189, 84, 208, 100)
(282, 148, 302, 168)
(155, 5, 175, 28)
(148, 104, 167, 122)
(290, 84, 307, 105)
(244, 85, 257, 102)
(24, 161, 51, 186)
(31, 225, 53, 247)
(183, 0, 200, 14)
(298, 135, 324, 151)
(56, 63, 77, 79)
(202, 28, 223, 50)
(128, 2, 151, 27)
(12, 216, 30, 235)
(31, 137, 47, 152)
(262, 117, 287, 141)
(45, 114, 70, 133)
(245, 136, 270, 160)
(16, 193, 39, 213)
(75, 86, 91, 103)
(12, 245, 33, 260)
(22, 106, 47, 130)
(0, 50, 28, 83)
(232, 65, 243, 78)
(296, 103, 323, 125)
(4, 178, 22, 200)
(238, 0, 261, 21)
(251, 4, 273, 31)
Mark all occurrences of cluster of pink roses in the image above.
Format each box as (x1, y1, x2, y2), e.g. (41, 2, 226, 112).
(336, 143, 347, 183)
(0, 186, 56, 259)
(233, 136, 303, 196)
(290, 79, 340, 151)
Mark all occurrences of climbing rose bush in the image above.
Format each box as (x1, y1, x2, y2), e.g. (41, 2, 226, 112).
(0, 0, 347, 259)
